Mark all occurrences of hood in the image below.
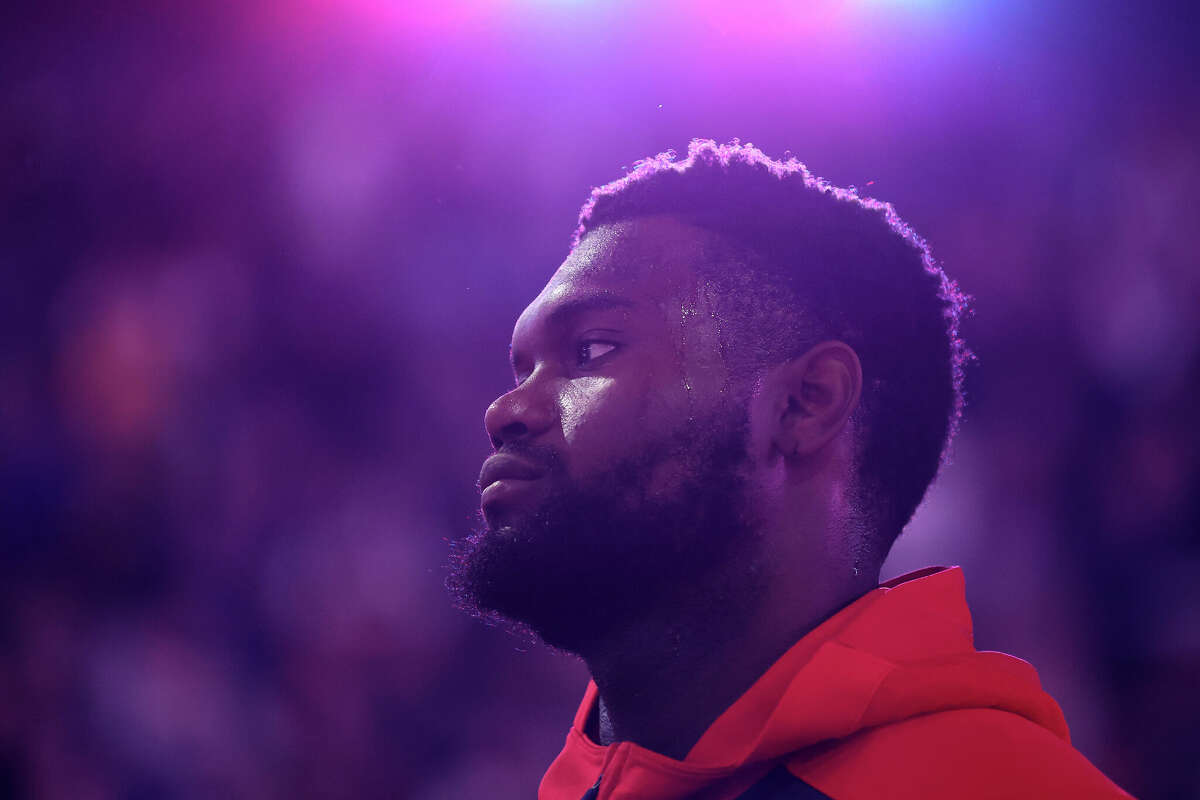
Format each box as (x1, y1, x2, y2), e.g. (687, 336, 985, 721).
(539, 566, 1070, 800)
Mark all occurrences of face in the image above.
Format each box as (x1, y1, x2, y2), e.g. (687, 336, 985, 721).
(448, 216, 765, 653)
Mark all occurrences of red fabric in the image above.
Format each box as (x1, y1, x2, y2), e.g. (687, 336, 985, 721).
(538, 566, 1134, 800)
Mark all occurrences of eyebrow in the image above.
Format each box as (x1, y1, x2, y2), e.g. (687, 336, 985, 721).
(509, 293, 636, 368)
(545, 293, 636, 327)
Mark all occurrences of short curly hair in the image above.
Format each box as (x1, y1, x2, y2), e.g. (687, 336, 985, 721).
(572, 139, 971, 561)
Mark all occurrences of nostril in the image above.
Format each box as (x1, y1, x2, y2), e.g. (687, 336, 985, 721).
(501, 421, 527, 441)
(490, 421, 528, 450)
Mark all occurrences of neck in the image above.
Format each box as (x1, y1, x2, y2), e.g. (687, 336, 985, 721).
(582, 546, 876, 760)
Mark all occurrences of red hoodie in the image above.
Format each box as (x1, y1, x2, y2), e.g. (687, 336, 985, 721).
(539, 566, 1134, 799)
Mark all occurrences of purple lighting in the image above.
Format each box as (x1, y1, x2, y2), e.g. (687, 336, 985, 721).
(0, 1, 1194, 798)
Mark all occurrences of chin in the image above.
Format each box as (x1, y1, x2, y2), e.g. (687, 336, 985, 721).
(451, 403, 759, 651)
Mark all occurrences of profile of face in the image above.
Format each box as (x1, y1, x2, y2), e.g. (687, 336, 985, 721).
(448, 216, 768, 654)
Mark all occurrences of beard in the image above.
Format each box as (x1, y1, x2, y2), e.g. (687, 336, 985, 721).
(447, 405, 763, 655)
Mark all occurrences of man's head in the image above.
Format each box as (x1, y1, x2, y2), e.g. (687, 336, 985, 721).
(449, 140, 969, 654)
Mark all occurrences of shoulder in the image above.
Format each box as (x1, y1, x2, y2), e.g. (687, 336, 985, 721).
(786, 708, 1134, 799)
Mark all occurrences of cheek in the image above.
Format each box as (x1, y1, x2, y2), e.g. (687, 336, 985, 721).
(559, 376, 622, 446)
(559, 375, 659, 470)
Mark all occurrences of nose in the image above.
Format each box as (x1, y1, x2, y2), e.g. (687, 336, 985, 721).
(484, 379, 556, 450)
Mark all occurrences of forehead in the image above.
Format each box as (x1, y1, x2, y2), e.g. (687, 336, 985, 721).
(514, 215, 717, 336)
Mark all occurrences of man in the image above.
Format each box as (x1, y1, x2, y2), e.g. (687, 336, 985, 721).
(449, 140, 1132, 799)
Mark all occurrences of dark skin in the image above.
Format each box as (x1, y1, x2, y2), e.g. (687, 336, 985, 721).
(483, 214, 879, 760)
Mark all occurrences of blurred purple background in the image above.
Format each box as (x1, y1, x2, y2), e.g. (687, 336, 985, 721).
(2, 1, 1197, 797)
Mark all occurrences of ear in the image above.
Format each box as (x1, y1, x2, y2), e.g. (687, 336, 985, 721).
(756, 341, 863, 462)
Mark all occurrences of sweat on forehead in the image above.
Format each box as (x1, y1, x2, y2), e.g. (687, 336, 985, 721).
(559, 215, 735, 286)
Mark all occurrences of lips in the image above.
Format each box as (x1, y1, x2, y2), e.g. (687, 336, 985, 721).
(478, 453, 545, 491)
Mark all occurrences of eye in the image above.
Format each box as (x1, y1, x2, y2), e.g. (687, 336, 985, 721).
(576, 340, 617, 367)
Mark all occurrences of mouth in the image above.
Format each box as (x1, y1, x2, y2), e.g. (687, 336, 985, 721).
(478, 453, 550, 518)
(480, 474, 545, 512)
(478, 453, 545, 492)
